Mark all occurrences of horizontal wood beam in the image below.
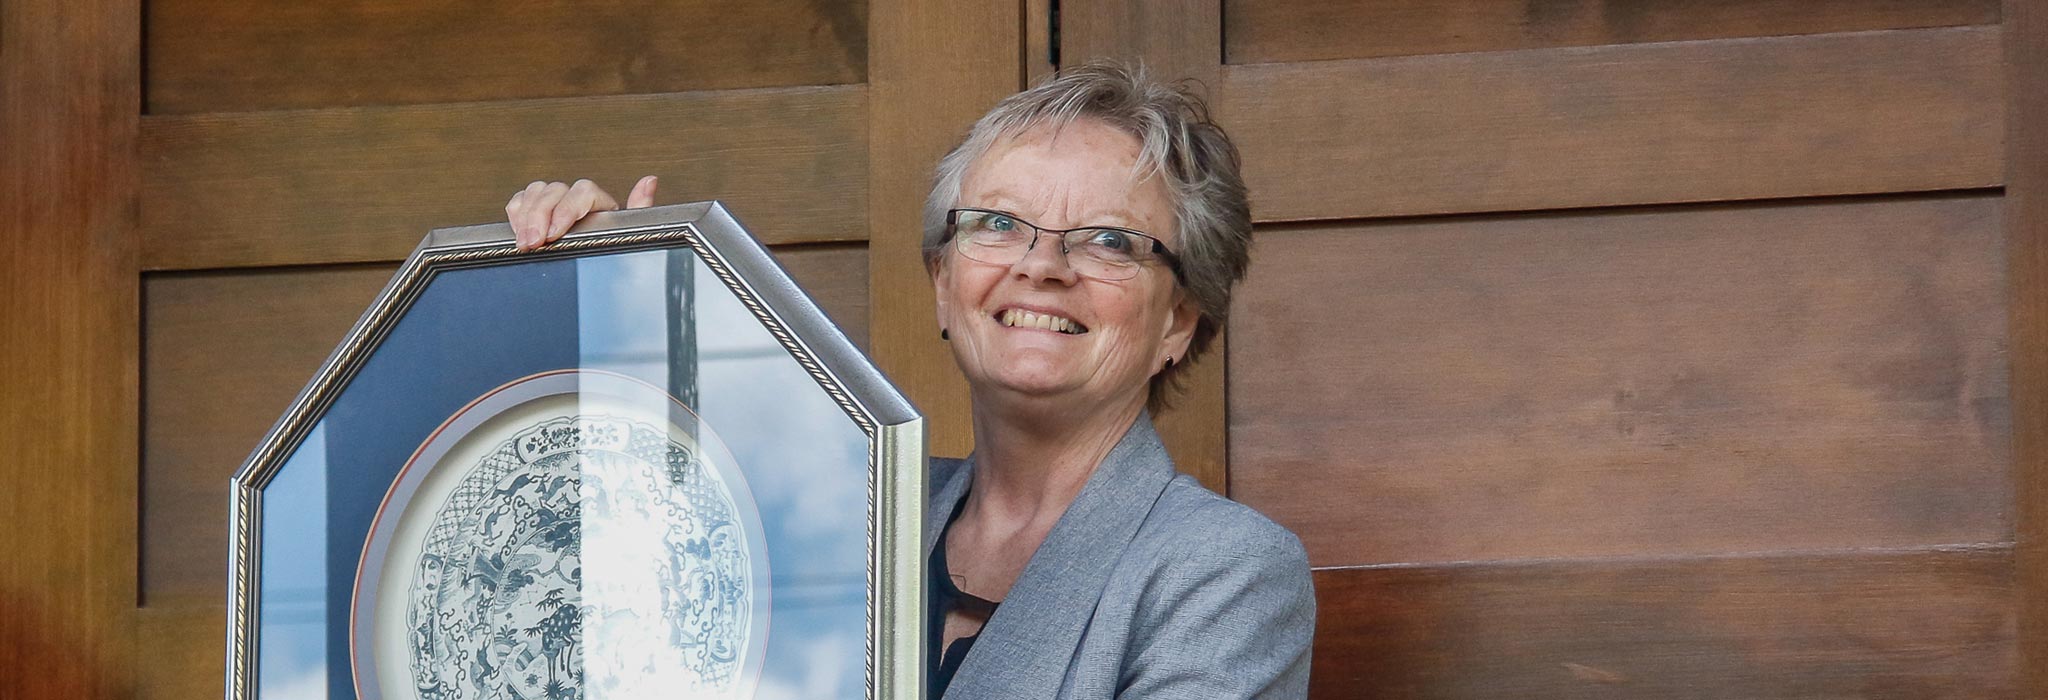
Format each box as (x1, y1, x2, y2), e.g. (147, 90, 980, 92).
(1309, 546, 2016, 698)
(145, 0, 868, 114)
(143, 86, 868, 270)
(1221, 26, 2002, 223)
(1226, 0, 1998, 65)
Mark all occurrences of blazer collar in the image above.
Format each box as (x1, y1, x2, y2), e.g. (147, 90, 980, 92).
(935, 413, 1178, 699)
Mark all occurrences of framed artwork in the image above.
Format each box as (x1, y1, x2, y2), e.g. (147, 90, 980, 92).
(225, 203, 925, 700)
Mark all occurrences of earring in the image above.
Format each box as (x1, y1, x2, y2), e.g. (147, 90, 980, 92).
(941, 329, 950, 341)
(1162, 357, 1175, 371)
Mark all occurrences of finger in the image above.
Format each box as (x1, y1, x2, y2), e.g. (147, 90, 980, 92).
(524, 182, 573, 250)
(626, 175, 658, 209)
(505, 191, 531, 245)
(524, 180, 557, 248)
(549, 180, 620, 244)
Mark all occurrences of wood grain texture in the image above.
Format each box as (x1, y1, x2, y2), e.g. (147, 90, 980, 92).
(773, 244, 873, 349)
(134, 604, 226, 700)
(141, 265, 397, 604)
(0, 0, 140, 697)
(139, 245, 867, 604)
(1227, 0, 1999, 64)
(2005, 0, 2048, 694)
(145, 0, 867, 114)
(1309, 547, 2016, 698)
(1230, 195, 2009, 567)
(1026, 0, 1058, 86)
(1220, 26, 2002, 224)
(1057, 0, 1229, 493)
(142, 86, 868, 270)
(867, 0, 1023, 459)
(1060, 0, 1222, 88)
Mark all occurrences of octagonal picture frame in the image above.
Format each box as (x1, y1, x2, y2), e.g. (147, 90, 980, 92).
(224, 202, 925, 700)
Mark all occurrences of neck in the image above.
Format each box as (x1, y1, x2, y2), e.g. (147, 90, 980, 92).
(964, 389, 1147, 525)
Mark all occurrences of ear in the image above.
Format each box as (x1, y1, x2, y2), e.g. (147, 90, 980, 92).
(1160, 291, 1201, 362)
(929, 254, 953, 330)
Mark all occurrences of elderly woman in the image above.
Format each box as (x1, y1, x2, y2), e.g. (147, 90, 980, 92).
(506, 62, 1314, 699)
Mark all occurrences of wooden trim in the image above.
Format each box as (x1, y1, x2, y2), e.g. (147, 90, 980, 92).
(1056, 0, 1229, 494)
(866, 0, 1026, 458)
(0, 0, 141, 697)
(1221, 26, 2003, 223)
(2007, 0, 2048, 693)
(142, 86, 869, 271)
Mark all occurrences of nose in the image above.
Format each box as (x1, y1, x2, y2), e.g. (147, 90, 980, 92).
(1010, 230, 1080, 285)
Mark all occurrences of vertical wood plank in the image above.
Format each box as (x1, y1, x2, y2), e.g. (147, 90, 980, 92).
(1056, 0, 1229, 493)
(2007, 0, 2048, 694)
(867, 0, 1025, 458)
(1026, 0, 1058, 85)
(0, 0, 140, 697)
(1060, 0, 1222, 89)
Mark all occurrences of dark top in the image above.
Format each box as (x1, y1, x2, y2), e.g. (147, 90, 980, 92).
(928, 493, 1000, 698)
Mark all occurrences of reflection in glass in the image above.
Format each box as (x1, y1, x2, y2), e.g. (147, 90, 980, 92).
(258, 425, 329, 700)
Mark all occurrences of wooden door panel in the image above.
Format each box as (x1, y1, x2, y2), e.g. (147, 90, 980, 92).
(141, 265, 398, 606)
(141, 86, 868, 270)
(1220, 27, 2001, 224)
(146, 0, 867, 114)
(134, 606, 226, 700)
(1309, 547, 2016, 698)
(1231, 195, 2007, 566)
(1226, 0, 1998, 64)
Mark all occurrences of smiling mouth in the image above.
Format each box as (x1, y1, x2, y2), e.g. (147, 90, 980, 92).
(998, 308, 1087, 334)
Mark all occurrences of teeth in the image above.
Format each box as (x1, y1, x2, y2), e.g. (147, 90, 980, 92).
(1000, 309, 1083, 334)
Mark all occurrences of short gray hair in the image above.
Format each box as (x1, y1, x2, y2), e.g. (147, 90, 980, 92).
(921, 60, 1252, 411)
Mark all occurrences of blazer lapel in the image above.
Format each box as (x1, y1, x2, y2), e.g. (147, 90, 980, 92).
(945, 414, 1177, 699)
(927, 455, 976, 561)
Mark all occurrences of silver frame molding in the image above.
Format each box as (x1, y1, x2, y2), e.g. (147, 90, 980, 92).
(225, 202, 926, 700)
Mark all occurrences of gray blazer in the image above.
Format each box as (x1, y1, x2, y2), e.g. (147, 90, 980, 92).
(926, 415, 1315, 699)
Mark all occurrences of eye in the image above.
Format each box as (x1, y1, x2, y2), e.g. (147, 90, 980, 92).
(981, 213, 1018, 232)
(1082, 229, 1136, 253)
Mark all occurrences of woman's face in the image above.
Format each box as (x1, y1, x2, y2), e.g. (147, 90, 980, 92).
(931, 118, 1199, 413)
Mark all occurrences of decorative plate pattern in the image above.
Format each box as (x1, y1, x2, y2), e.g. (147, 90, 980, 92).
(356, 372, 769, 700)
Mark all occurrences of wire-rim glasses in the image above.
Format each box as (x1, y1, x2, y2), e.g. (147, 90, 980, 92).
(943, 208, 1183, 282)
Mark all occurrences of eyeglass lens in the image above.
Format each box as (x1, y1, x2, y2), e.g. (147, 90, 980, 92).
(950, 210, 1158, 281)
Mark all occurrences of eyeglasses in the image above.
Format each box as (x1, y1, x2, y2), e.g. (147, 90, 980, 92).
(944, 208, 1183, 282)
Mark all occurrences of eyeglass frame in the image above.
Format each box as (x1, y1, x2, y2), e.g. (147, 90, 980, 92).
(941, 207, 1185, 283)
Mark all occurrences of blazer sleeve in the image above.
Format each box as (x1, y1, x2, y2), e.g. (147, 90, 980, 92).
(1119, 520, 1317, 699)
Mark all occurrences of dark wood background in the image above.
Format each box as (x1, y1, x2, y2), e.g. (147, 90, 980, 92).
(2, 0, 2044, 697)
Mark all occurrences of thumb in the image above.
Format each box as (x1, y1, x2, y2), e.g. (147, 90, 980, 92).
(626, 175, 658, 209)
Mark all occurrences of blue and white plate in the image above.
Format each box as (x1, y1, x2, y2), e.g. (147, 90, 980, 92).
(353, 370, 770, 700)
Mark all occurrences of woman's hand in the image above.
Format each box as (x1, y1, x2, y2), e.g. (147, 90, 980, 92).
(504, 175, 659, 251)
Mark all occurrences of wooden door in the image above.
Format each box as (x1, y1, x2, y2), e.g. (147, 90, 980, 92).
(10, 1, 2048, 698)
(1060, 0, 2034, 697)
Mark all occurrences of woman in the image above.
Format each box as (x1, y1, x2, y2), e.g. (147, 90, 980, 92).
(506, 62, 1314, 699)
